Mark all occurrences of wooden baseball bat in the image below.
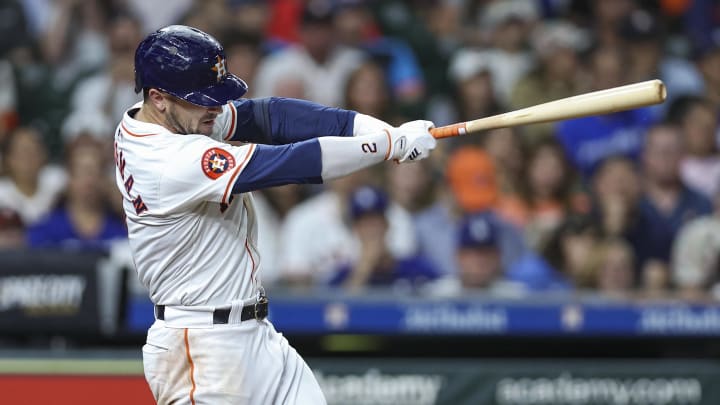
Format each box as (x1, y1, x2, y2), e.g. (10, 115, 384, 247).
(430, 79, 667, 139)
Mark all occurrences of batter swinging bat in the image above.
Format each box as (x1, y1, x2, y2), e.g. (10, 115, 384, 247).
(429, 79, 667, 139)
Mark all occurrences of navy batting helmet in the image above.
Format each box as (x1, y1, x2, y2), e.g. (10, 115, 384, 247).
(134, 25, 248, 107)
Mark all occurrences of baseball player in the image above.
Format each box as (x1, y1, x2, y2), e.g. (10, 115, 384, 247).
(115, 25, 436, 404)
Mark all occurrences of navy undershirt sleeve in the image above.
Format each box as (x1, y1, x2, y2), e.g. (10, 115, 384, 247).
(229, 97, 355, 144)
(231, 139, 323, 194)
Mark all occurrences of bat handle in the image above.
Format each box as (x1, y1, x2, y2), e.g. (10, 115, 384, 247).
(429, 122, 467, 139)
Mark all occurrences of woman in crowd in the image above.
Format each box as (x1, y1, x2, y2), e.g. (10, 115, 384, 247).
(27, 138, 125, 250)
(0, 126, 66, 226)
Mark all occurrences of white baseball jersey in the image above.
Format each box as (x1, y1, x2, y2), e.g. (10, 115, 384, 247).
(114, 101, 260, 306)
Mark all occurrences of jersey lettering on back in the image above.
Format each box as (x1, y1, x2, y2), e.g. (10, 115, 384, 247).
(114, 130, 148, 215)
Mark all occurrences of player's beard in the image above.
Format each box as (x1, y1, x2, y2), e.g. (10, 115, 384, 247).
(166, 103, 201, 135)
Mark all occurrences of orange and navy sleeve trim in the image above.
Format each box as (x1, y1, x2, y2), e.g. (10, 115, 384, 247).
(223, 102, 237, 141)
(222, 144, 256, 205)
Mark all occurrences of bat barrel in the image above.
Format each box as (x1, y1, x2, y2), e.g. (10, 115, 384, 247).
(430, 79, 666, 138)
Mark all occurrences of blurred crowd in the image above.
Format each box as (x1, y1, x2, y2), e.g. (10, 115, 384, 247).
(1, 0, 720, 301)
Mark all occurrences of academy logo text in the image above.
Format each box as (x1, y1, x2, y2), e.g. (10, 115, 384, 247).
(496, 373, 702, 405)
(315, 368, 443, 405)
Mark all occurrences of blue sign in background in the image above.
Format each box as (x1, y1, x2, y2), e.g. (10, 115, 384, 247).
(126, 293, 720, 337)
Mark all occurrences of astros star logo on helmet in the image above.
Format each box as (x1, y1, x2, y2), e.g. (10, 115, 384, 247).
(202, 147, 235, 179)
(211, 55, 227, 82)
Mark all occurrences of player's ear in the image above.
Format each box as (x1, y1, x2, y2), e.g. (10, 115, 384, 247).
(147, 88, 168, 112)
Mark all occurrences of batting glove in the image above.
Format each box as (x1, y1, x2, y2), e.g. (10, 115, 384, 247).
(386, 120, 437, 163)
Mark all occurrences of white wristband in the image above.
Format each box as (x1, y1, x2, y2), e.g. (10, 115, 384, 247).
(353, 113, 393, 137)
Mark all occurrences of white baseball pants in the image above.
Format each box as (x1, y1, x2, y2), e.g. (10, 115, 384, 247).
(142, 316, 326, 404)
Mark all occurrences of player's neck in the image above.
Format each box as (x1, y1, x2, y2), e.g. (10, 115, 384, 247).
(135, 105, 166, 129)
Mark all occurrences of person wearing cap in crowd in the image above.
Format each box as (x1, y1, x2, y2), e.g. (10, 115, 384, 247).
(454, 213, 509, 291)
(328, 185, 439, 291)
(474, 0, 537, 106)
(253, 1, 365, 106)
(430, 212, 566, 296)
(415, 146, 527, 277)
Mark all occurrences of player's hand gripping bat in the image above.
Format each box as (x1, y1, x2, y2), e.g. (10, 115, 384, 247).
(429, 79, 667, 139)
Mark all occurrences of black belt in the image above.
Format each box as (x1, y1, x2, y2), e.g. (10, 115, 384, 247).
(155, 297, 268, 324)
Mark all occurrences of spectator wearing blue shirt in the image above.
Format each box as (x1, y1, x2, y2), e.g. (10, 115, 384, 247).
(628, 124, 713, 272)
(329, 186, 438, 291)
(556, 46, 656, 178)
(27, 138, 126, 250)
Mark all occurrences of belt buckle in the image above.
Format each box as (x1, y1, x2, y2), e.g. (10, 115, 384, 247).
(254, 296, 268, 320)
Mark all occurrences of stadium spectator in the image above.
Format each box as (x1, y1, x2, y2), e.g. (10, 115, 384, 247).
(474, 0, 537, 106)
(178, 0, 234, 39)
(618, 9, 704, 118)
(343, 61, 401, 125)
(219, 29, 264, 98)
(123, 0, 193, 35)
(432, 212, 565, 295)
(415, 146, 527, 276)
(329, 186, 438, 292)
(453, 213, 515, 292)
(68, 12, 143, 126)
(445, 49, 502, 127)
(672, 191, 720, 300)
(369, 0, 452, 104)
(542, 215, 601, 289)
(510, 21, 589, 140)
(253, 184, 309, 286)
(667, 96, 720, 200)
(40, 0, 109, 86)
(0, 60, 18, 145)
(386, 160, 436, 215)
(228, 0, 271, 37)
(590, 156, 641, 239)
(556, 46, 656, 178)
(333, 2, 425, 110)
(482, 128, 524, 201)
(26, 138, 126, 250)
(0, 208, 24, 250)
(592, 238, 636, 297)
(695, 43, 720, 111)
(585, 0, 635, 48)
(630, 124, 713, 271)
(520, 139, 588, 251)
(640, 259, 671, 299)
(253, 3, 365, 106)
(0, 126, 66, 225)
(279, 171, 418, 286)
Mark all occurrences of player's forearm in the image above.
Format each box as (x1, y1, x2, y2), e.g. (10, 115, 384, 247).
(318, 131, 390, 180)
(231, 132, 391, 193)
(229, 97, 356, 144)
